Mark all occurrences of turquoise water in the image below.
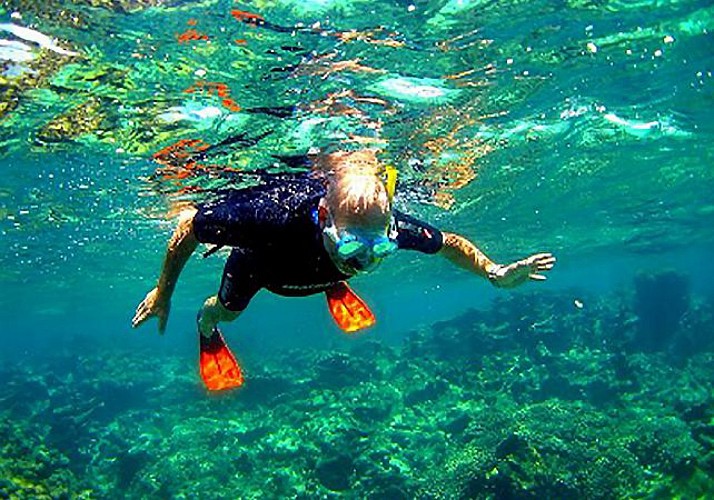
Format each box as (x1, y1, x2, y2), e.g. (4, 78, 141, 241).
(2, 0, 714, 497)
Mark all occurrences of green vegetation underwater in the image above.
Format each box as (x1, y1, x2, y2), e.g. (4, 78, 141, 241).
(1, 0, 714, 497)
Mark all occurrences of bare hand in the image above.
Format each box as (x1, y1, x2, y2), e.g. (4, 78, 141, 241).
(491, 253, 556, 288)
(132, 287, 170, 334)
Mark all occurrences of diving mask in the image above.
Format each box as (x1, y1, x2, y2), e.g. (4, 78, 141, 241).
(327, 228, 398, 261)
(317, 204, 398, 268)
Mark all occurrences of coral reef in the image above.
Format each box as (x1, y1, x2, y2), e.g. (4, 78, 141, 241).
(0, 416, 90, 499)
(1, 282, 714, 498)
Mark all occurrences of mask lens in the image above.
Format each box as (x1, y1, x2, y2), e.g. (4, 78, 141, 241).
(337, 239, 367, 259)
(372, 239, 398, 258)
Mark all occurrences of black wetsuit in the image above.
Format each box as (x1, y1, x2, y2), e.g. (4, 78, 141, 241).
(193, 174, 444, 311)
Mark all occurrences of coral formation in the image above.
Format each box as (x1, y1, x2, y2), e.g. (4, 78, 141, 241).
(1, 278, 713, 497)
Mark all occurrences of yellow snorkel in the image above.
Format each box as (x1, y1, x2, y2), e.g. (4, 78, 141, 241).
(384, 165, 398, 204)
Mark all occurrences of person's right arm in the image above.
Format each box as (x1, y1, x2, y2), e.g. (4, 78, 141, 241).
(132, 207, 198, 333)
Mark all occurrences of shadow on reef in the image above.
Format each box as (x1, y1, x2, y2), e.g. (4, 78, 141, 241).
(1, 271, 714, 498)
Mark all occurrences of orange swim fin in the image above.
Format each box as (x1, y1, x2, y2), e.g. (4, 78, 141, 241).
(325, 281, 376, 333)
(199, 329, 244, 391)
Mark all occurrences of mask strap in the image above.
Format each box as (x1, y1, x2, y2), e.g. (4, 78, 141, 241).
(317, 198, 331, 229)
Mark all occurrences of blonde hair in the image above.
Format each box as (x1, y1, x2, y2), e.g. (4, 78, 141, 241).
(320, 150, 391, 229)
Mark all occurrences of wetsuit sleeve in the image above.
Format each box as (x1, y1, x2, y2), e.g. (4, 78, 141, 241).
(393, 210, 444, 254)
(192, 197, 236, 247)
(192, 190, 262, 247)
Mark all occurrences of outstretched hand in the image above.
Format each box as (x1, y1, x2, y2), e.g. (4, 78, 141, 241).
(132, 286, 170, 334)
(490, 253, 556, 288)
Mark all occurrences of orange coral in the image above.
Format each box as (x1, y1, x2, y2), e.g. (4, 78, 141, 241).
(153, 139, 210, 168)
(176, 28, 209, 44)
(184, 81, 241, 112)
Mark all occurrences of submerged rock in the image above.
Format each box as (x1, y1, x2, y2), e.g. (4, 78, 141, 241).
(315, 454, 354, 492)
(632, 270, 691, 352)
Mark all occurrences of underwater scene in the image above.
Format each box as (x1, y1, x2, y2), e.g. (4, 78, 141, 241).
(2, 0, 714, 497)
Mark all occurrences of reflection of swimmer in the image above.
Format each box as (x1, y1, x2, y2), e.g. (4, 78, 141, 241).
(132, 149, 556, 391)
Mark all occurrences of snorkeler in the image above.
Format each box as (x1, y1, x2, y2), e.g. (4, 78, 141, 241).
(132, 149, 555, 391)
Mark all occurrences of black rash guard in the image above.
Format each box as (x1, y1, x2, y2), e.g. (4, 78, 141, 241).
(193, 174, 444, 311)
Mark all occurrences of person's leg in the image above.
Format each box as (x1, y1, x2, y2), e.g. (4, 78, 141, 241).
(197, 296, 243, 391)
(196, 248, 261, 390)
(197, 295, 242, 338)
(132, 207, 198, 332)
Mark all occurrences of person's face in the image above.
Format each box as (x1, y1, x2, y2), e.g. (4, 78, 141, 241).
(320, 203, 397, 274)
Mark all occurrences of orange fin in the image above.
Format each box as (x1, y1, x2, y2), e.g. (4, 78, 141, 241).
(325, 281, 376, 333)
(199, 329, 244, 391)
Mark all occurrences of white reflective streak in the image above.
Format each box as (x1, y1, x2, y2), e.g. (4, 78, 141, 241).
(0, 23, 78, 56)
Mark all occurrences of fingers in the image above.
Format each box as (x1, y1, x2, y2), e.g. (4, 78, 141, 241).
(525, 252, 556, 282)
(527, 253, 556, 271)
(530, 252, 554, 260)
(131, 300, 149, 328)
(132, 287, 162, 330)
(536, 260, 555, 271)
(132, 312, 149, 328)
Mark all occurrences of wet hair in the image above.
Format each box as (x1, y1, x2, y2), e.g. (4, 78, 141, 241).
(320, 150, 391, 230)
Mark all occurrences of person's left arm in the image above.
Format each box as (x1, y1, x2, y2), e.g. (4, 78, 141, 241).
(438, 231, 555, 288)
(392, 211, 555, 288)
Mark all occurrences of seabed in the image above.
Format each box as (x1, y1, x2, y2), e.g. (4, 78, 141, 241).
(2, 272, 713, 498)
